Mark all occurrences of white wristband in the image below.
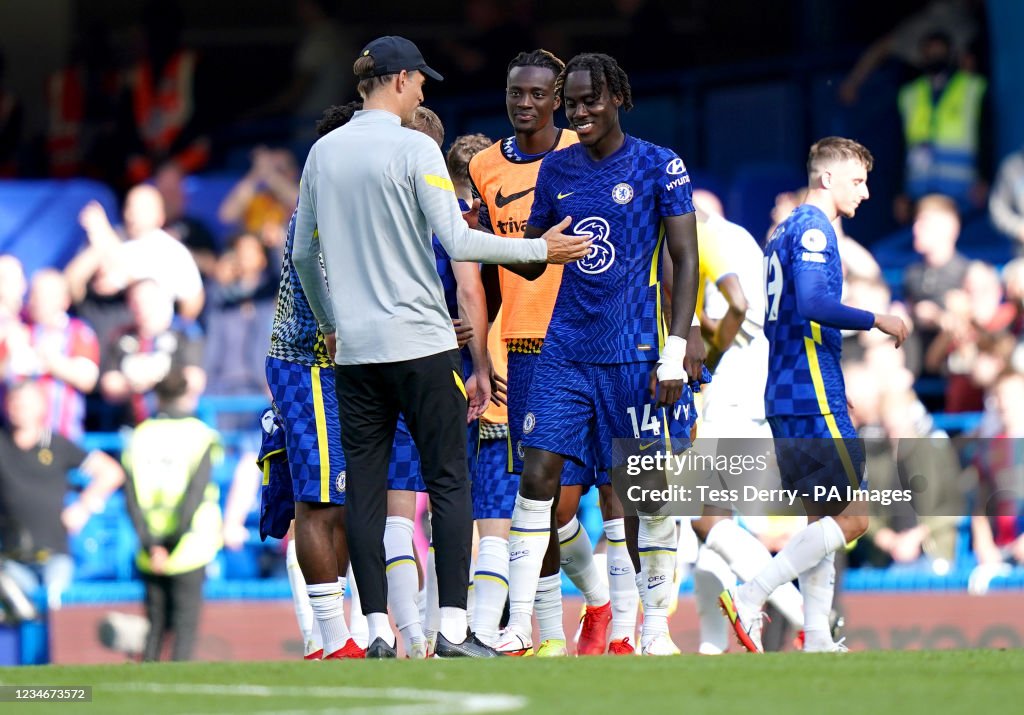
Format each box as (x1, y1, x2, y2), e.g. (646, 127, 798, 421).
(657, 335, 687, 382)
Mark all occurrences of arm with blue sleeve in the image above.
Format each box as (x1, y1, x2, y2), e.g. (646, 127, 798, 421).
(794, 266, 874, 330)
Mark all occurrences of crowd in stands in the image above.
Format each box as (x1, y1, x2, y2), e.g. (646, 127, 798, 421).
(1, 0, 1023, 654)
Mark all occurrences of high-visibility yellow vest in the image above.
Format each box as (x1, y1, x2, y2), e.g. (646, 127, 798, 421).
(898, 71, 986, 200)
(124, 416, 222, 575)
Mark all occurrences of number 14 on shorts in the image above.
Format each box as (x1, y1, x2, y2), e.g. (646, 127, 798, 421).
(626, 404, 662, 437)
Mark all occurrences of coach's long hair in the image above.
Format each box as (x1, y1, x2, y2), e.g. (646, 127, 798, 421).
(559, 53, 633, 111)
(353, 55, 395, 100)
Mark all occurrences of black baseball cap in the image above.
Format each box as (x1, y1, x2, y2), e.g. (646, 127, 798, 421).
(357, 36, 443, 82)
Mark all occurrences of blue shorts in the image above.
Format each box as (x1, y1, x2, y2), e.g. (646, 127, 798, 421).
(768, 411, 866, 495)
(388, 416, 426, 492)
(523, 353, 701, 471)
(506, 350, 540, 475)
(561, 466, 612, 492)
(507, 351, 612, 489)
(256, 408, 294, 540)
(471, 436, 519, 520)
(266, 357, 346, 505)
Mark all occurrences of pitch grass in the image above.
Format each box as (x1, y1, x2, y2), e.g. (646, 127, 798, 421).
(1, 649, 1020, 715)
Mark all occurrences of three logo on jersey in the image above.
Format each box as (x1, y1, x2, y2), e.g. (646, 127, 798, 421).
(573, 216, 616, 274)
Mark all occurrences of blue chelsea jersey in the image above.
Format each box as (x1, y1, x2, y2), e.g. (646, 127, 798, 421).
(763, 204, 847, 417)
(528, 135, 694, 364)
(268, 210, 332, 367)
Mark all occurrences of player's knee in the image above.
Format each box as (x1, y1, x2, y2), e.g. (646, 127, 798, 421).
(555, 500, 576, 528)
(597, 485, 623, 521)
(519, 456, 561, 501)
(837, 513, 869, 543)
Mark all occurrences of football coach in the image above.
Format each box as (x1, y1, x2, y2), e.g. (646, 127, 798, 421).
(293, 35, 589, 658)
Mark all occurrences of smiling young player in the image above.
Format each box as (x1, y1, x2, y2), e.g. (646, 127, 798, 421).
(494, 53, 704, 657)
(470, 50, 641, 656)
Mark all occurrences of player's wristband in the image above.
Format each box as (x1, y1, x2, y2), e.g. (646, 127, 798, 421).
(656, 335, 687, 382)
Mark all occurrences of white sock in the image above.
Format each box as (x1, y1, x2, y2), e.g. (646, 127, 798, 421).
(425, 544, 440, 646)
(383, 516, 424, 654)
(307, 581, 351, 655)
(535, 574, 564, 643)
(286, 540, 321, 654)
(592, 552, 608, 588)
(507, 495, 553, 635)
(471, 536, 509, 644)
(799, 552, 836, 650)
(439, 606, 468, 643)
(604, 519, 638, 642)
(693, 545, 733, 655)
(740, 517, 845, 610)
(705, 519, 804, 627)
(638, 514, 676, 644)
(558, 516, 609, 607)
(367, 612, 394, 648)
(467, 558, 476, 625)
(346, 565, 368, 648)
(417, 584, 427, 626)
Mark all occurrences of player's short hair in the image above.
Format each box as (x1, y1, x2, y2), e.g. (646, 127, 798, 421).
(407, 106, 444, 148)
(316, 101, 363, 136)
(446, 133, 492, 185)
(807, 137, 874, 177)
(560, 53, 633, 111)
(353, 55, 395, 99)
(507, 49, 566, 93)
(154, 367, 189, 403)
(915, 193, 958, 218)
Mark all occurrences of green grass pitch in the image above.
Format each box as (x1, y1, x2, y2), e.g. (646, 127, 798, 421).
(1, 650, 1019, 714)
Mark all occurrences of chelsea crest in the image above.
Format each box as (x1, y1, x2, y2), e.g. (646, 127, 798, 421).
(612, 183, 633, 204)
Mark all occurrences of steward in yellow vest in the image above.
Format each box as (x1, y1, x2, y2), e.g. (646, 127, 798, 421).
(898, 31, 987, 208)
(123, 369, 221, 661)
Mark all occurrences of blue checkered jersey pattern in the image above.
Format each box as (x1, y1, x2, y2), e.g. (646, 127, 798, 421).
(763, 204, 847, 417)
(432, 235, 459, 320)
(268, 210, 332, 368)
(529, 136, 694, 364)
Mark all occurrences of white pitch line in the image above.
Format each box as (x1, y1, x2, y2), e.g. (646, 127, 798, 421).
(103, 682, 526, 715)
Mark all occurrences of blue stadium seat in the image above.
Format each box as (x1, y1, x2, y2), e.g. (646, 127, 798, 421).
(687, 168, 729, 214)
(872, 214, 1013, 280)
(0, 179, 119, 273)
(68, 491, 128, 581)
(930, 412, 984, 433)
(182, 173, 245, 247)
(726, 162, 806, 242)
(621, 95, 681, 151)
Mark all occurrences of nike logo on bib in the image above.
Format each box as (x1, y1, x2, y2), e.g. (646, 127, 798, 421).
(494, 186, 535, 208)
